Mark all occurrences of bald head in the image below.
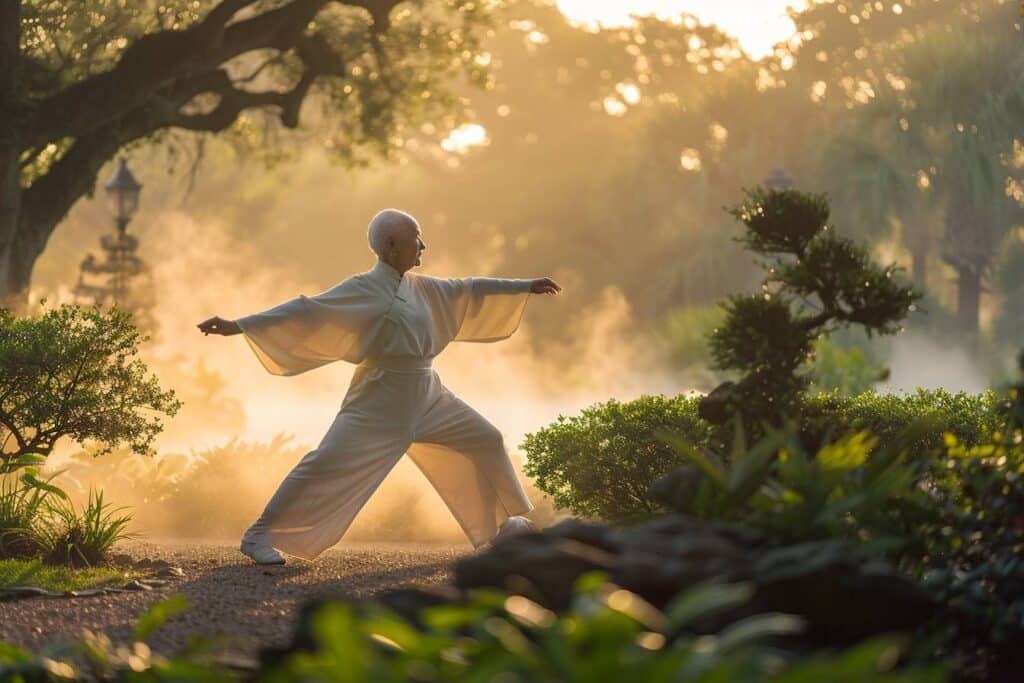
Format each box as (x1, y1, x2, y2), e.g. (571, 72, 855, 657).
(367, 209, 418, 256)
(367, 209, 425, 273)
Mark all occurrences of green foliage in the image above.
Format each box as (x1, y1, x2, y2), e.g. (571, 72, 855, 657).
(652, 362, 1024, 677)
(524, 389, 999, 523)
(0, 578, 944, 682)
(38, 489, 133, 568)
(821, 21, 1024, 334)
(729, 187, 829, 256)
(134, 595, 192, 642)
(706, 187, 919, 425)
(656, 424, 934, 554)
(0, 305, 181, 473)
(522, 395, 713, 522)
(0, 472, 57, 559)
(0, 473, 133, 567)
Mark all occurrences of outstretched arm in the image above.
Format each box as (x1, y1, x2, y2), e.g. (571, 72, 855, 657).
(469, 277, 562, 296)
(197, 316, 242, 336)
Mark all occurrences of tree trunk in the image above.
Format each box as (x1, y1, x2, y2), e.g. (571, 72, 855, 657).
(0, 0, 25, 309)
(906, 232, 929, 292)
(956, 264, 981, 341)
(943, 188, 990, 341)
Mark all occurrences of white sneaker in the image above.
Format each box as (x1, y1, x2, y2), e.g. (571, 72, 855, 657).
(493, 516, 537, 543)
(240, 537, 286, 565)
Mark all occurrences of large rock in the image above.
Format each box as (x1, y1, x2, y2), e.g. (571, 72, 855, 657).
(455, 533, 616, 610)
(454, 514, 937, 643)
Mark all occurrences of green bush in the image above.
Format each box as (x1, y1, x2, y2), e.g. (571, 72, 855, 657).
(0, 305, 180, 474)
(523, 389, 1000, 522)
(522, 395, 713, 521)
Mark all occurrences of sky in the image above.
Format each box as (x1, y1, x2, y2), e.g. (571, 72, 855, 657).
(555, 0, 813, 58)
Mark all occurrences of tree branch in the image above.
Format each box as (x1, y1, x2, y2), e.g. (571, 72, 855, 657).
(26, 0, 331, 148)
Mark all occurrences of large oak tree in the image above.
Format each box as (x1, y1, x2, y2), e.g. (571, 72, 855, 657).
(0, 0, 491, 304)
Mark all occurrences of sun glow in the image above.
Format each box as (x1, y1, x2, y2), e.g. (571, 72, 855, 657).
(441, 123, 489, 153)
(555, 0, 814, 59)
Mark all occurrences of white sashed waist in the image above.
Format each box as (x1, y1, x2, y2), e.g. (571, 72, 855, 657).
(358, 356, 435, 373)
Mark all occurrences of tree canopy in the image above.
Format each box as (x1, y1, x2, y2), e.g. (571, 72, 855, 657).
(0, 0, 492, 302)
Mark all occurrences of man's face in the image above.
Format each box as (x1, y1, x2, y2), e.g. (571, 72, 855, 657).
(391, 221, 426, 272)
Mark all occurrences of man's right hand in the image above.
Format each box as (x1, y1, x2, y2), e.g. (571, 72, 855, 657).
(197, 316, 242, 336)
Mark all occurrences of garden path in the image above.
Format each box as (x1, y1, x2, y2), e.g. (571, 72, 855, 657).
(0, 540, 471, 663)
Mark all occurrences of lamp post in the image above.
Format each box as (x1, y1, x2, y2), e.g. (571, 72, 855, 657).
(105, 158, 142, 236)
(74, 159, 152, 322)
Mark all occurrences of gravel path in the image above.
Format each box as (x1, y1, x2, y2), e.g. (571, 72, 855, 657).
(0, 539, 472, 660)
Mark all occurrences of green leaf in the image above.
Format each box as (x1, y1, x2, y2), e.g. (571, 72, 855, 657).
(659, 432, 726, 486)
(134, 595, 191, 642)
(715, 612, 805, 652)
(664, 582, 754, 628)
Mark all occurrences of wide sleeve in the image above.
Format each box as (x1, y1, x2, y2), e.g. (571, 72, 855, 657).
(234, 276, 389, 376)
(415, 275, 532, 345)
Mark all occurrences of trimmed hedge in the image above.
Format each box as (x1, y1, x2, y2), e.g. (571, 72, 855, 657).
(522, 389, 1001, 522)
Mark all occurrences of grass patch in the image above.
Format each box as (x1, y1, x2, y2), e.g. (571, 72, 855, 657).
(0, 558, 135, 593)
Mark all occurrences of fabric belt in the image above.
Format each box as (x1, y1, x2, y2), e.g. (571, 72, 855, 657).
(359, 357, 435, 373)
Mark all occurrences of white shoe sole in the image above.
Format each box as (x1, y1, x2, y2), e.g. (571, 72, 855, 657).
(240, 542, 286, 565)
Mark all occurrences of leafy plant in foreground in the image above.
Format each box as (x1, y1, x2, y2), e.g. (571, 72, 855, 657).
(652, 421, 936, 557)
(0, 578, 944, 682)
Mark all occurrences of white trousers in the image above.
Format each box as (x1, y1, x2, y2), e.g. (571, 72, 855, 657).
(246, 360, 534, 559)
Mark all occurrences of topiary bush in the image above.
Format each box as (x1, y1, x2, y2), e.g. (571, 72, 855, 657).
(522, 395, 712, 522)
(700, 187, 919, 427)
(522, 389, 1000, 523)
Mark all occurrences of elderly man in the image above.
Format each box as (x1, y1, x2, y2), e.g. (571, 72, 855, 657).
(198, 209, 561, 564)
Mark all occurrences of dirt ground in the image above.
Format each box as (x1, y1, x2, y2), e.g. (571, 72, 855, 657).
(0, 539, 472, 662)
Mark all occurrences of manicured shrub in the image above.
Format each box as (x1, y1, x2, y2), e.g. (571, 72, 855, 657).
(523, 389, 1000, 523)
(522, 395, 712, 521)
(702, 187, 919, 425)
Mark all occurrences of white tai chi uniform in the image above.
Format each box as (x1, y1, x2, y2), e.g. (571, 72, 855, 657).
(235, 259, 535, 560)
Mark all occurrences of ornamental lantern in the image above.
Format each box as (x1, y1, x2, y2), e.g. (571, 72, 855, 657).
(104, 158, 142, 232)
(74, 158, 155, 332)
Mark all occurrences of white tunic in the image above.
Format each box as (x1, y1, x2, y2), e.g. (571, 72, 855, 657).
(235, 260, 535, 559)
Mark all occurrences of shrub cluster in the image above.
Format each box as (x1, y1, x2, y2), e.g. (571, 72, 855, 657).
(523, 389, 1001, 523)
(522, 381, 1023, 677)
